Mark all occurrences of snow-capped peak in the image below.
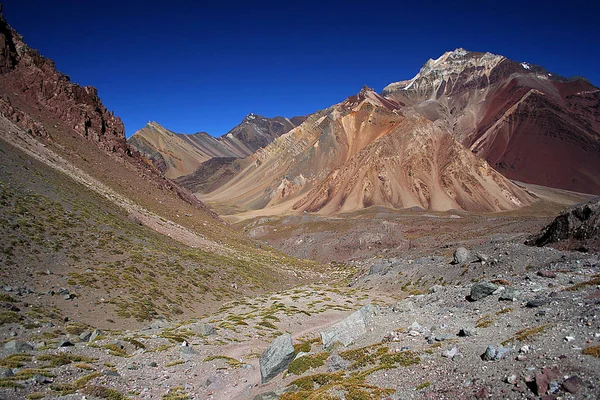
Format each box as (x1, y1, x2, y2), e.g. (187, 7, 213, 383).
(382, 49, 505, 95)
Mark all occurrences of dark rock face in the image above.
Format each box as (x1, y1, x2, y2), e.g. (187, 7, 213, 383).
(527, 197, 600, 253)
(0, 95, 46, 136)
(0, 11, 126, 154)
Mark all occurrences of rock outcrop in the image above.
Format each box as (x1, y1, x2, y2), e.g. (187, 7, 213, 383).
(320, 304, 377, 349)
(259, 333, 295, 383)
(527, 197, 600, 252)
(0, 10, 127, 154)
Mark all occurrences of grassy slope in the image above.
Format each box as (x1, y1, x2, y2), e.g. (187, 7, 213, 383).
(0, 128, 321, 329)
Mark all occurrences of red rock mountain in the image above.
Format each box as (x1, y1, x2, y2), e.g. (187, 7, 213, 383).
(382, 48, 600, 194)
(128, 114, 304, 179)
(0, 12, 127, 155)
(200, 86, 536, 215)
(200, 49, 599, 218)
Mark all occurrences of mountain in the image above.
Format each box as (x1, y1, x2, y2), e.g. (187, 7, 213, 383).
(0, 9, 318, 328)
(382, 48, 600, 194)
(128, 114, 304, 179)
(200, 85, 535, 215)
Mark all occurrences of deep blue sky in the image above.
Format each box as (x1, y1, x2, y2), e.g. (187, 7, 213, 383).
(3, 0, 599, 137)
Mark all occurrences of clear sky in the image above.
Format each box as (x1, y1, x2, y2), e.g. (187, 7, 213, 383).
(3, 0, 599, 138)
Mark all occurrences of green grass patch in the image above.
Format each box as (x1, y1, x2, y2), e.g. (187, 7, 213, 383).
(287, 352, 329, 375)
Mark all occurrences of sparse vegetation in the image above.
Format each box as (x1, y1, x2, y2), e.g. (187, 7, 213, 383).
(82, 385, 127, 400)
(203, 355, 243, 368)
(583, 345, 600, 358)
(564, 278, 600, 292)
(287, 352, 329, 375)
(502, 325, 550, 345)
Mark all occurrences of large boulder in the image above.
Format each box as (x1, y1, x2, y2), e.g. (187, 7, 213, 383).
(4, 340, 33, 353)
(320, 304, 376, 350)
(180, 322, 216, 336)
(526, 197, 600, 253)
(453, 247, 470, 264)
(259, 333, 295, 383)
(469, 281, 498, 301)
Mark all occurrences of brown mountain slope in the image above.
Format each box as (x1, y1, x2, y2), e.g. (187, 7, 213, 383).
(200, 86, 535, 216)
(382, 48, 600, 194)
(0, 9, 319, 327)
(128, 114, 303, 179)
(127, 122, 238, 179)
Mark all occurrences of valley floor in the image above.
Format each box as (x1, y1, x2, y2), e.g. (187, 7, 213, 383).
(1, 206, 600, 399)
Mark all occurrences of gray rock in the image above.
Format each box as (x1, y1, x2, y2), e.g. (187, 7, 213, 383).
(4, 340, 33, 353)
(183, 322, 216, 336)
(89, 329, 103, 342)
(253, 392, 280, 400)
(369, 261, 391, 276)
(475, 252, 489, 263)
(481, 345, 511, 361)
(469, 281, 498, 301)
(150, 319, 169, 330)
(0, 367, 13, 378)
(32, 374, 51, 384)
(499, 288, 520, 301)
(435, 334, 453, 342)
(148, 362, 158, 367)
(79, 331, 92, 342)
(180, 344, 195, 355)
(442, 346, 461, 359)
(453, 247, 470, 264)
(458, 328, 475, 337)
(320, 304, 376, 350)
(259, 333, 295, 383)
(58, 339, 74, 347)
(391, 300, 415, 313)
(102, 369, 120, 377)
(526, 299, 547, 308)
(428, 285, 443, 294)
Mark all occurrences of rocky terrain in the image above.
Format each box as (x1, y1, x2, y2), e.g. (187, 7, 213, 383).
(1, 226, 600, 399)
(1, 6, 600, 400)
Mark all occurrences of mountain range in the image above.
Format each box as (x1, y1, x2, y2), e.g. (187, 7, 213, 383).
(130, 48, 599, 220)
(128, 114, 304, 179)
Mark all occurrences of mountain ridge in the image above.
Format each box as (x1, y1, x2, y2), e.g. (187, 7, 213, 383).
(381, 48, 600, 194)
(128, 114, 305, 179)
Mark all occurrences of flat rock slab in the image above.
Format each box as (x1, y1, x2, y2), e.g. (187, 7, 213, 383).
(259, 333, 295, 384)
(320, 304, 376, 350)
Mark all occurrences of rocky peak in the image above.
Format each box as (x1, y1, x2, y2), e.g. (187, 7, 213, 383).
(0, 8, 127, 154)
(346, 85, 399, 111)
(243, 113, 263, 123)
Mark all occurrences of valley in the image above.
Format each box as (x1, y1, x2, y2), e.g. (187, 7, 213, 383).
(0, 5, 599, 400)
